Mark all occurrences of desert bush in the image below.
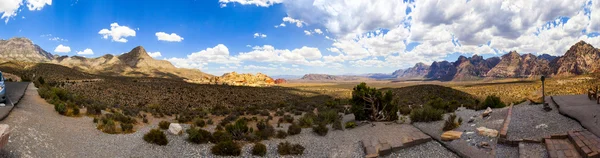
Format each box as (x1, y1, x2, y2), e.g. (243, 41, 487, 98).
(102, 119, 117, 134)
(207, 119, 213, 125)
(298, 113, 315, 128)
(345, 121, 357, 129)
(86, 103, 104, 115)
(409, 106, 444, 122)
(278, 141, 305, 155)
(482, 95, 506, 108)
(316, 109, 338, 125)
(313, 123, 329, 136)
(332, 119, 343, 130)
(212, 131, 233, 143)
(143, 129, 168, 145)
(252, 142, 267, 156)
(193, 118, 206, 127)
(276, 130, 288, 139)
(54, 103, 67, 115)
(275, 110, 284, 116)
(121, 123, 134, 132)
(350, 83, 396, 121)
(284, 114, 294, 123)
(287, 123, 302, 135)
(220, 114, 239, 126)
(159, 121, 171, 130)
(93, 117, 98, 123)
(73, 106, 80, 115)
(225, 119, 249, 140)
(186, 127, 212, 144)
(255, 120, 275, 140)
(442, 113, 462, 131)
(143, 118, 148, 123)
(211, 141, 241, 156)
(260, 110, 270, 116)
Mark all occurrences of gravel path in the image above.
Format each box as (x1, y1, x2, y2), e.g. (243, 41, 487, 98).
(507, 99, 583, 141)
(495, 144, 518, 158)
(518, 142, 547, 158)
(0, 83, 455, 157)
(413, 106, 509, 157)
(383, 141, 458, 158)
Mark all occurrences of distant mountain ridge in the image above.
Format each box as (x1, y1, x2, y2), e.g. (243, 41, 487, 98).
(0, 37, 54, 62)
(299, 74, 374, 81)
(389, 40, 599, 81)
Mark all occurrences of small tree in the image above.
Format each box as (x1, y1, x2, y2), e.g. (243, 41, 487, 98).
(350, 83, 397, 121)
(482, 95, 506, 109)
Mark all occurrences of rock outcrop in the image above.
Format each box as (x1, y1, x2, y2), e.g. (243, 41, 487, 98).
(486, 51, 552, 78)
(0, 37, 53, 62)
(426, 61, 456, 81)
(551, 40, 600, 76)
(274, 78, 287, 84)
(393, 62, 430, 79)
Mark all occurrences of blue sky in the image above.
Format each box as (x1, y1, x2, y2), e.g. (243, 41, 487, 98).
(1, 0, 600, 76)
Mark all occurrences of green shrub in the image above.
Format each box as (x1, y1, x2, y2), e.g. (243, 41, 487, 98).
(409, 106, 444, 122)
(287, 123, 302, 135)
(278, 141, 305, 155)
(212, 131, 233, 143)
(143, 118, 148, 123)
(121, 123, 134, 132)
(482, 95, 506, 108)
(225, 119, 249, 140)
(332, 119, 343, 130)
(193, 118, 206, 127)
(284, 114, 294, 123)
(276, 130, 288, 139)
(345, 121, 357, 129)
(255, 120, 275, 140)
(350, 83, 396, 121)
(143, 129, 168, 145)
(211, 141, 241, 156)
(442, 113, 462, 131)
(207, 119, 214, 125)
(54, 103, 67, 115)
(73, 106, 80, 115)
(313, 123, 328, 136)
(158, 121, 170, 130)
(298, 113, 315, 128)
(252, 142, 267, 156)
(187, 127, 212, 144)
(103, 119, 117, 134)
(316, 109, 338, 125)
(93, 117, 98, 123)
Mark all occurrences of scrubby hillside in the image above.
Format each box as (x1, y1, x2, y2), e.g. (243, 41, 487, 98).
(382, 84, 480, 110)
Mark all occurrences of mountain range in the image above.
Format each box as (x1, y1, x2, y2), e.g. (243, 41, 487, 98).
(0, 37, 278, 86)
(391, 41, 600, 81)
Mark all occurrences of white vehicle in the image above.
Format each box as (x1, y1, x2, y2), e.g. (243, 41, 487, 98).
(0, 71, 5, 103)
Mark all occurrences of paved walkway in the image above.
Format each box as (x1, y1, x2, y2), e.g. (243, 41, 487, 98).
(552, 95, 600, 137)
(0, 82, 29, 120)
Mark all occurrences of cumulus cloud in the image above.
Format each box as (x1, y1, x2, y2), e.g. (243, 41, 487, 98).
(77, 48, 94, 55)
(219, 0, 283, 7)
(0, 0, 52, 23)
(148, 52, 162, 58)
(253, 33, 267, 38)
(237, 45, 324, 66)
(54, 44, 71, 53)
(155, 32, 183, 42)
(167, 44, 239, 70)
(26, 0, 52, 10)
(282, 16, 305, 27)
(303, 30, 312, 35)
(314, 29, 323, 34)
(98, 23, 136, 43)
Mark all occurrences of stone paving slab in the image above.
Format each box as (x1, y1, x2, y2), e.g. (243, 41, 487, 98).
(545, 138, 581, 158)
(359, 124, 431, 157)
(552, 95, 600, 138)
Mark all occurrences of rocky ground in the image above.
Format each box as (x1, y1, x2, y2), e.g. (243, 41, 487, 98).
(507, 100, 583, 141)
(0, 83, 457, 158)
(413, 106, 510, 157)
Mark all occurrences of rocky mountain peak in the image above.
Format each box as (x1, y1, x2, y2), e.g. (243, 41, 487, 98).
(0, 37, 53, 62)
(118, 46, 155, 67)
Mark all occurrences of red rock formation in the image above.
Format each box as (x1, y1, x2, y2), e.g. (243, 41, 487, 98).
(274, 78, 286, 84)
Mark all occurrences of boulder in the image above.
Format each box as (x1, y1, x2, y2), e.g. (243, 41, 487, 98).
(476, 127, 498, 137)
(441, 131, 463, 141)
(0, 124, 9, 149)
(482, 107, 492, 117)
(168, 123, 183, 135)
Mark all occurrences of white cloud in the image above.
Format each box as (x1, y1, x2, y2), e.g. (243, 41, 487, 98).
(26, 0, 52, 11)
(282, 16, 305, 28)
(219, 0, 283, 7)
(155, 32, 183, 42)
(314, 29, 323, 34)
(237, 45, 323, 66)
(167, 44, 239, 70)
(54, 44, 71, 53)
(304, 30, 312, 35)
(148, 52, 162, 58)
(274, 23, 286, 28)
(0, 0, 52, 23)
(253, 33, 267, 38)
(77, 48, 94, 55)
(98, 23, 136, 43)
(244, 65, 276, 70)
(589, 1, 600, 32)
